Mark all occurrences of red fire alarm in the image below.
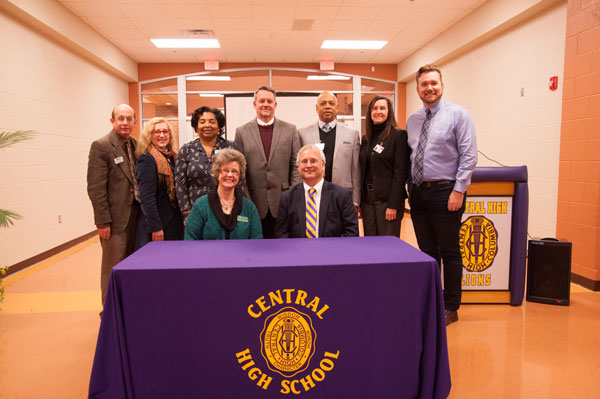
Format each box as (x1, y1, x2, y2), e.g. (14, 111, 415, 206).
(549, 76, 558, 90)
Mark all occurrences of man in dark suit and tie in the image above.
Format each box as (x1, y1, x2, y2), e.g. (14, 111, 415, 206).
(298, 92, 361, 211)
(87, 104, 139, 308)
(275, 144, 358, 238)
(235, 86, 301, 238)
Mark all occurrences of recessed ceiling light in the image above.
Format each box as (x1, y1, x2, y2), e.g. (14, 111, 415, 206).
(199, 93, 224, 97)
(151, 39, 220, 48)
(321, 40, 387, 50)
(187, 76, 231, 81)
(307, 75, 351, 81)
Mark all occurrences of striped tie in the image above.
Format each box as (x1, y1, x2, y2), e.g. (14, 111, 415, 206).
(413, 109, 432, 187)
(306, 188, 317, 238)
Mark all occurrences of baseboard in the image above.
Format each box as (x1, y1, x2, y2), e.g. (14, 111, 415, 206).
(571, 273, 600, 292)
(4, 231, 97, 276)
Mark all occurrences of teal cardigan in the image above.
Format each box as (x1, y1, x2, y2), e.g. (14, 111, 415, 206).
(184, 195, 263, 240)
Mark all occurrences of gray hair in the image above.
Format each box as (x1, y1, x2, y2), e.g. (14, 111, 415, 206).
(211, 148, 247, 184)
(296, 144, 326, 166)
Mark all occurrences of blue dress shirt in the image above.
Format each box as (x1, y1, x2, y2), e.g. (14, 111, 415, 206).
(406, 99, 478, 193)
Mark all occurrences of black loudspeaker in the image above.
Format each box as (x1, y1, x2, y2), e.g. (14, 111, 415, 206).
(527, 238, 572, 305)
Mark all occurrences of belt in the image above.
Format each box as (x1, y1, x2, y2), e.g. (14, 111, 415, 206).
(419, 180, 454, 189)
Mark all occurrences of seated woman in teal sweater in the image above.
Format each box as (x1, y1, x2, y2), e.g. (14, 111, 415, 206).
(184, 148, 262, 240)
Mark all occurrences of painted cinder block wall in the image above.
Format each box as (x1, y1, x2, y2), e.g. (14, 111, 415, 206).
(557, 0, 600, 290)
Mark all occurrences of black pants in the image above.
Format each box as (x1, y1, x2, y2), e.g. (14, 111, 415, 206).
(261, 210, 277, 239)
(410, 183, 465, 311)
(362, 189, 403, 237)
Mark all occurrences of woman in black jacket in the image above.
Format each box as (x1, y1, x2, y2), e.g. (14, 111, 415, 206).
(135, 117, 184, 249)
(359, 96, 410, 237)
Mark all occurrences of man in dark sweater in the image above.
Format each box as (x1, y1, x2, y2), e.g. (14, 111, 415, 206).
(234, 86, 301, 238)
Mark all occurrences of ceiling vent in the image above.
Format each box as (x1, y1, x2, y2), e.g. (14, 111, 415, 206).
(183, 29, 215, 38)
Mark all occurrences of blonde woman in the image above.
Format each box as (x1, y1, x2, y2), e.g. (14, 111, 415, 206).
(135, 117, 184, 248)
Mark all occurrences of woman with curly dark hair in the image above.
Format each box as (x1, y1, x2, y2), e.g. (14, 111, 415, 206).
(175, 106, 237, 222)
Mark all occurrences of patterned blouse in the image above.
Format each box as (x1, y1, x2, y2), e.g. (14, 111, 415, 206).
(175, 136, 237, 213)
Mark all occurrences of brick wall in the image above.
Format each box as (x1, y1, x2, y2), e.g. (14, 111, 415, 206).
(557, 0, 600, 290)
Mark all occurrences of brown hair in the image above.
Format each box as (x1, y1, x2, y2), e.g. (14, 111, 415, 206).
(416, 64, 443, 83)
(254, 85, 277, 101)
(364, 96, 398, 143)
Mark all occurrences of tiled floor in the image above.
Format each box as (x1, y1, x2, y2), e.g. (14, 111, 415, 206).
(1, 219, 599, 398)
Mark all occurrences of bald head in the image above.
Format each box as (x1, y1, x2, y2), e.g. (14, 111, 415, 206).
(316, 92, 338, 124)
(110, 104, 137, 138)
(111, 104, 135, 120)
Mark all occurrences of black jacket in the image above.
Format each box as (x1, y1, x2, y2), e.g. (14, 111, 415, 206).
(359, 128, 410, 210)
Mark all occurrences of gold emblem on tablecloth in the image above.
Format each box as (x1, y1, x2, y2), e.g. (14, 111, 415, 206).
(260, 306, 316, 378)
(460, 215, 498, 272)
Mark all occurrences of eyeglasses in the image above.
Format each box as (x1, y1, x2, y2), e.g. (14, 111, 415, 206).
(299, 158, 321, 166)
(152, 129, 171, 136)
(116, 116, 135, 123)
(220, 169, 240, 176)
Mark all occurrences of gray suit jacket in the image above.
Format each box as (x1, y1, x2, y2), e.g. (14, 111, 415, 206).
(298, 121, 361, 205)
(235, 118, 301, 218)
(87, 130, 137, 233)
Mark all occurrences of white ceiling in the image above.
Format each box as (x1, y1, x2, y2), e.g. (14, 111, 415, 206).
(57, 0, 488, 64)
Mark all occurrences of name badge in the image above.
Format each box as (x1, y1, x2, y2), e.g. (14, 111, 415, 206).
(114, 156, 124, 164)
(373, 144, 384, 154)
(315, 143, 325, 151)
(237, 215, 249, 223)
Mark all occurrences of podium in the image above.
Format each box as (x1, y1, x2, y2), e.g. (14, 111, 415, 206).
(460, 166, 529, 305)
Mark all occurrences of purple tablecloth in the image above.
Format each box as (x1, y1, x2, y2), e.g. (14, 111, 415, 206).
(89, 236, 450, 398)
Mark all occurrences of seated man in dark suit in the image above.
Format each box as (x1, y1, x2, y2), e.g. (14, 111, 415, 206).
(275, 144, 358, 238)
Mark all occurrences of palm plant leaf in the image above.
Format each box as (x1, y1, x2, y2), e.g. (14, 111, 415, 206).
(0, 130, 37, 149)
(0, 209, 23, 228)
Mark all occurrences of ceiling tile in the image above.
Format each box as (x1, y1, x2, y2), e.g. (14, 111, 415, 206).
(328, 20, 368, 33)
(251, 5, 296, 18)
(251, 18, 294, 30)
(335, 6, 380, 20)
(212, 18, 254, 31)
(206, 5, 253, 18)
(170, 18, 216, 31)
(293, 7, 340, 20)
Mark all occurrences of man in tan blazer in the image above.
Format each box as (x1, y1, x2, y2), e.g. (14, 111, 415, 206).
(299, 92, 361, 210)
(87, 104, 139, 307)
(234, 86, 301, 238)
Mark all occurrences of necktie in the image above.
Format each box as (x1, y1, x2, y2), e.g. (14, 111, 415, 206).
(322, 123, 331, 132)
(125, 140, 140, 202)
(305, 188, 317, 238)
(413, 109, 432, 187)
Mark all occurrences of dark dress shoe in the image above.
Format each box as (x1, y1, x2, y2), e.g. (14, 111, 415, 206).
(445, 310, 458, 326)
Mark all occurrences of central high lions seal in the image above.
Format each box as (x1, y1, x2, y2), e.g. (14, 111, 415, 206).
(260, 306, 317, 378)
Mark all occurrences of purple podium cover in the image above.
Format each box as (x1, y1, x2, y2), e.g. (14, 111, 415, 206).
(89, 236, 450, 398)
